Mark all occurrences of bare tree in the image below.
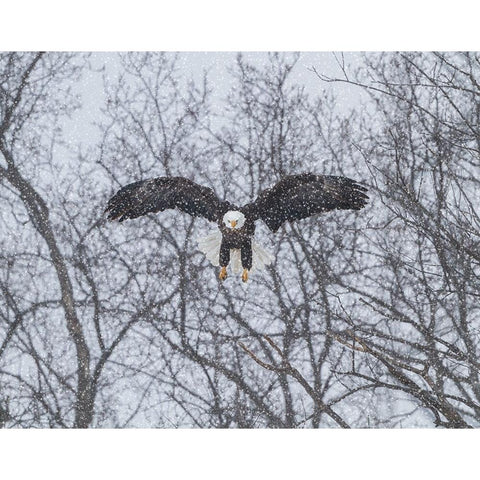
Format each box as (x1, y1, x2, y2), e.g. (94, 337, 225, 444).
(0, 52, 97, 427)
(0, 52, 180, 427)
(314, 52, 480, 427)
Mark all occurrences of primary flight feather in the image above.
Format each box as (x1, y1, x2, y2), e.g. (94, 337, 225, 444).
(105, 173, 369, 282)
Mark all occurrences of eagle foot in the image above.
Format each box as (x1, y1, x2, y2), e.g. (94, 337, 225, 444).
(242, 269, 249, 283)
(219, 266, 228, 281)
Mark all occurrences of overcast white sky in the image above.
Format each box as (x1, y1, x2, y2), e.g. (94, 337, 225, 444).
(69, 51, 364, 150)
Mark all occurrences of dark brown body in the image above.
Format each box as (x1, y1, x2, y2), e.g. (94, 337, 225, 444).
(218, 216, 256, 270)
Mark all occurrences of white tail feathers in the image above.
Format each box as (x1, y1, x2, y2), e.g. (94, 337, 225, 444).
(230, 249, 242, 274)
(197, 230, 274, 274)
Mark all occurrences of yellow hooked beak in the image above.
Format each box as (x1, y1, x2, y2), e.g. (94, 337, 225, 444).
(230, 220, 237, 228)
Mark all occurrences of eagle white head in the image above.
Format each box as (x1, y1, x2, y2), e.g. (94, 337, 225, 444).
(223, 210, 246, 230)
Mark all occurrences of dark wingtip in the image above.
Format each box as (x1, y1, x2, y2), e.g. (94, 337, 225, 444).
(105, 213, 119, 222)
(104, 199, 126, 222)
(104, 204, 117, 221)
(352, 181, 369, 209)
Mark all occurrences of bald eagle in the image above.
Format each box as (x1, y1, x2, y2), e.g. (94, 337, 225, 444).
(105, 173, 368, 282)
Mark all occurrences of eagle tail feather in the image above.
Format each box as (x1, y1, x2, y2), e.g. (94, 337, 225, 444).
(230, 249, 242, 274)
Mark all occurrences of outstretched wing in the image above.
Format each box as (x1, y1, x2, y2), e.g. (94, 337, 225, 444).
(105, 176, 229, 223)
(242, 173, 369, 232)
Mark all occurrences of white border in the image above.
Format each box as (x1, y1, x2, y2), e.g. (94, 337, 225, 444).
(1, 429, 479, 479)
(1, 0, 479, 50)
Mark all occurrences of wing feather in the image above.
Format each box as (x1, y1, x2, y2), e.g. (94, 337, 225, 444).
(105, 176, 229, 223)
(243, 173, 369, 232)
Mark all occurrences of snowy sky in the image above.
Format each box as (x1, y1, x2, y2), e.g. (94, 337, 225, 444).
(68, 52, 365, 151)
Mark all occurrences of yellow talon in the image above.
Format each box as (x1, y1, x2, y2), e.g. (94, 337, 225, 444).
(219, 266, 228, 281)
(242, 269, 249, 283)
